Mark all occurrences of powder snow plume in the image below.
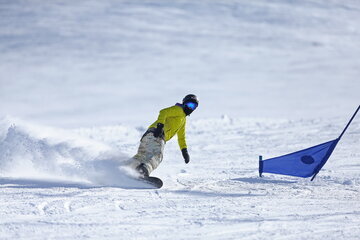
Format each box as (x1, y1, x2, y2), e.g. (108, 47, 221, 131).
(0, 117, 142, 188)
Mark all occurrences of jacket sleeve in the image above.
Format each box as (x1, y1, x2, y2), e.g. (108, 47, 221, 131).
(177, 120, 187, 150)
(156, 108, 167, 125)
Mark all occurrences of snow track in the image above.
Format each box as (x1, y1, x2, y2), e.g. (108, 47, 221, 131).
(0, 116, 359, 239)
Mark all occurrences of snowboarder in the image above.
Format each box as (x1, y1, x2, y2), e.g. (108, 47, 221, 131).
(129, 94, 199, 178)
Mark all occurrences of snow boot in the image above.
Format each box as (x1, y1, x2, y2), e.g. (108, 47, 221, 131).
(136, 163, 149, 178)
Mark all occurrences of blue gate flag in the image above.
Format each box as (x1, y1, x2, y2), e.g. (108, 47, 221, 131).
(259, 138, 339, 179)
(259, 105, 360, 180)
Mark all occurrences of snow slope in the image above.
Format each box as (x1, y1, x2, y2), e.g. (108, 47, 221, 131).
(0, 115, 359, 239)
(1, 0, 360, 239)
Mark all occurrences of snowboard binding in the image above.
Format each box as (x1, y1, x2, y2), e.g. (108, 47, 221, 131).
(135, 163, 163, 189)
(136, 163, 149, 178)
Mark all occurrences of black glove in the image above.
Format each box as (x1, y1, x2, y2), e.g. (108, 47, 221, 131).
(153, 123, 164, 138)
(182, 148, 190, 164)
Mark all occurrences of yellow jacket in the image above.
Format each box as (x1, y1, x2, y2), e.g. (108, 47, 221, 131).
(149, 105, 187, 149)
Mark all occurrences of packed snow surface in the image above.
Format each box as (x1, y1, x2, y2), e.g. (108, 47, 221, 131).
(0, 0, 360, 239)
(0, 116, 359, 239)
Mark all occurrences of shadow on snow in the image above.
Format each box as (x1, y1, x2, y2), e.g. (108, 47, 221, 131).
(0, 177, 158, 190)
(168, 189, 266, 198)
(232, 177, 297, 184)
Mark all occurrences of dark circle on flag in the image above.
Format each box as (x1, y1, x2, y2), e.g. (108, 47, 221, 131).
(301, 155, 315, 164)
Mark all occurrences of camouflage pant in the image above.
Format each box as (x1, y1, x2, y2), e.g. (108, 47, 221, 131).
(130, 132, 165, 174)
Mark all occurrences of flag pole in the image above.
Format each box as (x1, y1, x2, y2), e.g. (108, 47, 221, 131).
(310, 139, 339, 181)
(259, 155, 263, 177)
(338, 105, 360, 140)
(311, 105, 360, 181)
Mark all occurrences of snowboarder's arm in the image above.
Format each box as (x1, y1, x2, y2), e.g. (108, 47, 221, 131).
(156, 108, 167, 125)
(178, 124, 190, 164)
(177, 121, 187, 150)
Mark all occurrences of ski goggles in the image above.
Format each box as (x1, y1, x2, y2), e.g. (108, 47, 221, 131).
(184, 102, 198, 110)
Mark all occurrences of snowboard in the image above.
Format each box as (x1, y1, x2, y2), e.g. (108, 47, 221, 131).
(138, 176, 163, 189)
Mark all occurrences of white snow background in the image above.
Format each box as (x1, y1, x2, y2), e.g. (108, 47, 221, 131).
(0, 0, 359, 239)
